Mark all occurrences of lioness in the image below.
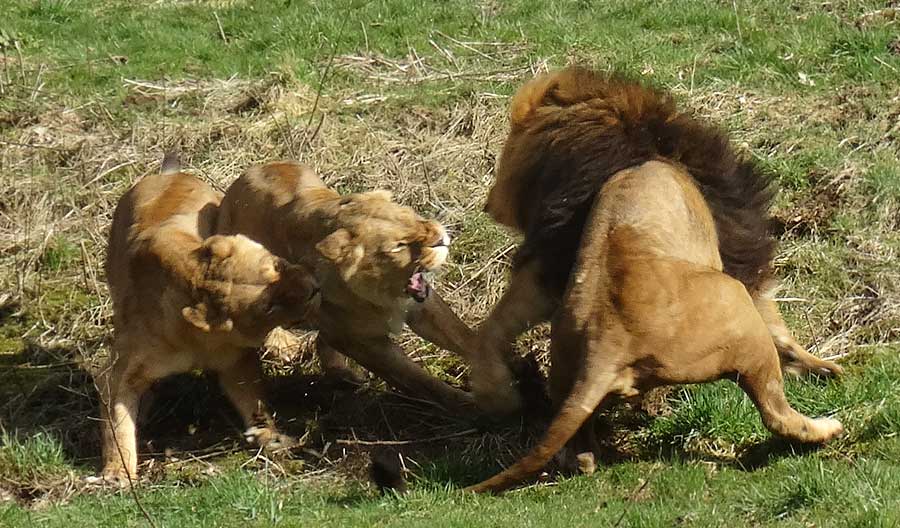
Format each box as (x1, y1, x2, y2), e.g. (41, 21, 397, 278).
(468, 67, 843, 416)
(98, 155, 320, 485)
(217, 162, 476, 411)
(467, 68, 843, 493)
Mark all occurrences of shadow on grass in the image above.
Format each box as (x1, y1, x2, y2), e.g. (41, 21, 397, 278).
(0, 340, 101, 469)
(735, 437, 827, 471)
(0, 339, 489, 502)
(0, 337, 845, 506)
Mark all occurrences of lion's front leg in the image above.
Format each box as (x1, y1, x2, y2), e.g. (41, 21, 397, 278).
(218, 352, 295, 451)
(316, 334, 366, 384)
(328, 334, 476, 413)
(405, 291, 476, 360)
(470, 260, 556, 416)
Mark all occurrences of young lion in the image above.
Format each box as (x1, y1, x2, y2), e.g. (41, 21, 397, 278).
(466, 68, 844, 493)
(97, 155, 320, 485)
(217, 161, 477, 412)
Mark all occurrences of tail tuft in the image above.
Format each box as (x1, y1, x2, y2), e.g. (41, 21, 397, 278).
(160, 151, 181, 175)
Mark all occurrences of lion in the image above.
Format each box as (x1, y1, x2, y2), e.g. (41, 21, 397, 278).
(97, 154, 321, 485)
(216, 161, 477, 412)
(466, 68, 844, 493)
(468, 67, 843, 417)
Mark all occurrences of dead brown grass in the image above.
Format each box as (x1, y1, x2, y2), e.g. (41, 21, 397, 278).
(1, 50, 898, 506)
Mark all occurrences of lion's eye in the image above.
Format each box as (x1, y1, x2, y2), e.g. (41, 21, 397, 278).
(389, 242, 408, 253)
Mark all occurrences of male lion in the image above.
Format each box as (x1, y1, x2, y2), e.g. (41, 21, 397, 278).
(98, 155, 320, 485)
(466, 68, 844, 493)
(217, 161, 476, 411)
(469, 67, 843, 417)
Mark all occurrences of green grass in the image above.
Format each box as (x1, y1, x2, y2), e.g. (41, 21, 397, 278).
(3, 0, 897, 99)
(2, 0, 900, 525)
(3, 439, 900, 527)
(0, 431, 69, 479)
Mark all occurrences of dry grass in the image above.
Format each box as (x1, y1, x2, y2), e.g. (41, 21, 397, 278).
(1, 34, 898, 509)
(0, 52, 527, 506)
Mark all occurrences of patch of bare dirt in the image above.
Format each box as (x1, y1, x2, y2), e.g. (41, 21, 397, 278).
(772, 167, 857, 236)
(855, 7, 898, 29)
(889, 36, 900, 54)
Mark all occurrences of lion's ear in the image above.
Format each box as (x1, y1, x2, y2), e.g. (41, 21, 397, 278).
(316, 229, 352, 261)
(509, 72, 560, 127)
(316, 229, 364, 281)
(182, 302, 234, 333)
(366, 189, 392, 202)
(202, 235, 234, 260)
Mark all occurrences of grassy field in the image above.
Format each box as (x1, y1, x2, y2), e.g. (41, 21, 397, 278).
(1, 0, 899, 526)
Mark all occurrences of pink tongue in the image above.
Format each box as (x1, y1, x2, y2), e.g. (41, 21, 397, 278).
(407, 272, 425, 295)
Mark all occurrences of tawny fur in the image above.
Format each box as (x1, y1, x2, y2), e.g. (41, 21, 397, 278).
(98, 157, 320, 486)
(470, 67, 842, 416)
(467, 160, 843, 493)
(217, 161, 477, 412)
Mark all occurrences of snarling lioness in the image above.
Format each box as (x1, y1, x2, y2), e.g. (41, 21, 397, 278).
(217, 162, 476, 411)
(98, 155, 320, 485)
(469, 67, 843, 417)
(466, 68, 844, 493)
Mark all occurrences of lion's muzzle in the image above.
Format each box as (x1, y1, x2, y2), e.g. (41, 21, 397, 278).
(406, 228, 450, 302)
(419, 228, 451, 271)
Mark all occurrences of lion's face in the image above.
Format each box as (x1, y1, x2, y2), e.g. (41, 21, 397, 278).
(315, 190, 451, 307)
(182, 234, 320, 344)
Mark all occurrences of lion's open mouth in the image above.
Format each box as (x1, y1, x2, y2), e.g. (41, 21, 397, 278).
(406, 269, 433, 303)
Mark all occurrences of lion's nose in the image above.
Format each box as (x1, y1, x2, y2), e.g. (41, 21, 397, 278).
(430, 230, 451, 248)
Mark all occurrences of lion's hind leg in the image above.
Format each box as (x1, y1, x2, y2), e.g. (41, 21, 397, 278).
(707, 278, 844, 444)
(753, 293, 843, 378)
(734, 336, 843, 444)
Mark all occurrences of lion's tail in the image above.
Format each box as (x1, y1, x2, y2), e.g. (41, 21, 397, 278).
(160, 151, 181, 175)
(465, 363, 616, 494)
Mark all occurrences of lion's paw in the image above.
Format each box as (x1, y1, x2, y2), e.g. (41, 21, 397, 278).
(576, 452, 597, 476)
(778, 342, 844, 379)
(809, 417, 844, 443)
(86, 468, 134, 488)
(244, 426, 297, 451)
(472, 372, 522, 418)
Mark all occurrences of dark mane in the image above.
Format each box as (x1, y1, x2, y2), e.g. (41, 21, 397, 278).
(514, 68, 775, 296)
